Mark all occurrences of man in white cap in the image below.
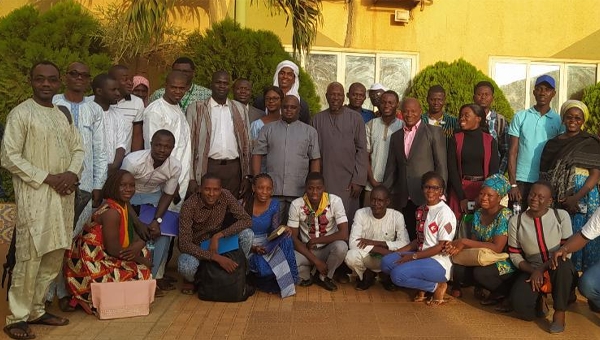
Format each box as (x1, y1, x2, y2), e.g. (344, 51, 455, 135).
(368, 83, 386, 115)
(253, 60, 310, 124)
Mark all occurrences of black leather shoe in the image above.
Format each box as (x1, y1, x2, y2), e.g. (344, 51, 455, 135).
(315, 276, 338, 291)
(299, 278, 313, 287)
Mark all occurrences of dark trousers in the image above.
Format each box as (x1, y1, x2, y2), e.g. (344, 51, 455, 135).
(453, 264, 515, 297)
(509, 259, 577, 321)
(207, 158, 242, 198)
(402, 200, 419, 241)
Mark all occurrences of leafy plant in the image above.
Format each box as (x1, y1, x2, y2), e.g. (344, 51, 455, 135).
(582, 82, 600, 134)
(0, 1, 112, 201)
(185, 19, 320, 113)
(406, 59, 514, 121)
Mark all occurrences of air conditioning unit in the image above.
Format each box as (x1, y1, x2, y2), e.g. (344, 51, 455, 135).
(394, 9, 410, 23)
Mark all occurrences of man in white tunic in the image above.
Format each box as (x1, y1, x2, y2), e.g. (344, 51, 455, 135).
(46, 62, 108, 310)
(1, 61, 84, 338)
(345, 185, 409, 291)
(91, 74, 128, 176)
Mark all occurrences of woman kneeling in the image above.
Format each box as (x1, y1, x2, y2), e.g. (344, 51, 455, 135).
(381, 172, 456, 305)
(64, 170, 152, 313)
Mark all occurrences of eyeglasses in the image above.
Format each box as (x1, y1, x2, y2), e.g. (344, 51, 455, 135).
(422, 185, 443, 191)
(265, 96, 281, 102)
(66, 70, 91, 79)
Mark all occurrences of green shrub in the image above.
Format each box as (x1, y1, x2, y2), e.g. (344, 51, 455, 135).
(0, 1, 112, 202)
(406, 59, 514, 121)
(184, 19, 320, 114)
(582, 82, 600, 134)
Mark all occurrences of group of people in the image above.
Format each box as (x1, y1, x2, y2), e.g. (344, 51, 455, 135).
(1, 54, 599, 339)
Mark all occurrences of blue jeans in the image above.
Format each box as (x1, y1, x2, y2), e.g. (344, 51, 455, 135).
(151, 235, 172, 279)
(579, 260, 600, 309)
(381, 252, 447, 293)
(178, 229, 254, 282)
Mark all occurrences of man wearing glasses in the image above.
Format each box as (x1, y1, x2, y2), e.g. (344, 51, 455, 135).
(47, 61, 108, 310)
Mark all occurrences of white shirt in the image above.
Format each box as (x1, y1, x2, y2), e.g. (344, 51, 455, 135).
(288, 194, 348, 248)
(418, 201, 456, 280)
(349, 208, 410, 253)
(208, 98, 239, 159)
(121, 150, 181, 196)
(94, 102, 128, 165)
(111, 94, 145, 153)
(365, 118, 403, 191)
(142, 98, 192, 211)
(582, 207, 600, 240)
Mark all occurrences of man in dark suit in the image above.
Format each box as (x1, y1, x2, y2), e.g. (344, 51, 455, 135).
(383, 97, 447, 239)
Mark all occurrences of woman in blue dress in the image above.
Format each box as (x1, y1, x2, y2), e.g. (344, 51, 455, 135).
(244, 173, 298, 297)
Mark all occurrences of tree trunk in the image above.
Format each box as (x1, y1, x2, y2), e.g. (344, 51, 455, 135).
(344, 0, 356, 48)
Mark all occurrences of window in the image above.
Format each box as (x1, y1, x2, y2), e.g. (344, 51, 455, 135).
(294, 49, 418, 111)
(490, 58, 599, 113)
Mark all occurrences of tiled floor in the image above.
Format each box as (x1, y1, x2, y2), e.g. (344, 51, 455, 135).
(1, 273, 599, 340)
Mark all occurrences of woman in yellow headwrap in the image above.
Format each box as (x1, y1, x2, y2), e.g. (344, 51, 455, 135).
(540, 100, 600, 271)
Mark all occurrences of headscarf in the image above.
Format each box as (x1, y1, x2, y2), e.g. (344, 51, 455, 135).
(273, 60, 300, 100)
(133, 75, 150, 91)
(560, 100, 589, 123)
(482, 174, 511, 197)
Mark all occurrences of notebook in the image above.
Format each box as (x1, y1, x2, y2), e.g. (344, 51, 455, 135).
(138, 205, 179, 236)
(200, 234, 239, 254)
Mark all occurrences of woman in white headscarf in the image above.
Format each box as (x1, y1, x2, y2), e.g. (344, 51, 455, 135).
(254, 60, 311, 124)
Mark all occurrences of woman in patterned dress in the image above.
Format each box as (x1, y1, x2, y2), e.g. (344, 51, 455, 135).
(64, 170, 152, 313)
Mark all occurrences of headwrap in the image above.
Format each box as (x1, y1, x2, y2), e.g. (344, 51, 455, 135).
(273, 60, 300, 100)
(482, 174, 511, 197)
(560, 100, 589, 123)
(133, 75, 150, 92)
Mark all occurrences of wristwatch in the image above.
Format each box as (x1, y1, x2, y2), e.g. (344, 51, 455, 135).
(412, 253, 418, 260)
(154, 217, 163, 224)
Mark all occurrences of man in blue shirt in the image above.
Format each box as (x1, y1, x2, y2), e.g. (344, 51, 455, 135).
(346, 82, 375, 123)
(508, 75, 562, 208)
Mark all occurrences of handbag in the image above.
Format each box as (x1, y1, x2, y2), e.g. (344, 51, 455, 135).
(91, 279, 156, 319)
(540, 271, 552, 294)
(452, 248, 509, 266)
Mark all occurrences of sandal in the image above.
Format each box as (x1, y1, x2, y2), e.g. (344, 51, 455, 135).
(156, 278, 176, 291)
(181, 281, 196, 295)
(58, 297, 75, 312)
(3, 322, 35, 339)
(28, 312, 69, 326)
(426, 298, 450, 306)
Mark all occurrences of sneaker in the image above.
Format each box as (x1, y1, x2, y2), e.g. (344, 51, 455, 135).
(315, 276, 338, 291)
(298, 278, 313, 287)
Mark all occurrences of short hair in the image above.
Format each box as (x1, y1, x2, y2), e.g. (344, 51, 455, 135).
(459, 103, 489, 132)
(91, 73, 116, 93)
(108, 65, 129, 77)
(151, 129, 176, 144)
(305, 172, 325, 185)
(427, 85, 446, 97)
(200, 173, 221, 186)
(30, 60, 60, 78)
(212, 70, 230, 81)
(166, 70, 190, 85)
(381, 90, 399, 103)
(102, 169, 132, 200)
(371, 185, 390, 198)
(172, 57, 195, 70)
(234, 78, 251, 85)
(474, 81, 495, 94)
(348, 82, 366, 92)
(421, 171, 445, 189)
(532, 180, 555, 198)
(263, 85, 284, 100)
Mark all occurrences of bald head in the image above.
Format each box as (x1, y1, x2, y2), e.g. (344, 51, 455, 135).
(65, 61, 91, 94)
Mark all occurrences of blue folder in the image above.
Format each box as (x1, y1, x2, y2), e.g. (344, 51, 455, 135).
(138, 204, 179, 236)
(200, 234, 239, 254)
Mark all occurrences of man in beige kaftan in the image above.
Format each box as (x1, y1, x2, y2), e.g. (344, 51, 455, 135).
(1, 61, 84, 337)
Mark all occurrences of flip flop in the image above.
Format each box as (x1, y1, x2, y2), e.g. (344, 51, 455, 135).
(3, 322, 35, 339)
(28, 313, 69, 326)
(426, 298, 450, 306)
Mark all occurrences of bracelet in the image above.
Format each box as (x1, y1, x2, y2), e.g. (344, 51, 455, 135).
(510, 184, 518, 188)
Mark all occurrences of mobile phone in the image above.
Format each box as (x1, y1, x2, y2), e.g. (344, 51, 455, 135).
(467, 201, 476, 211)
